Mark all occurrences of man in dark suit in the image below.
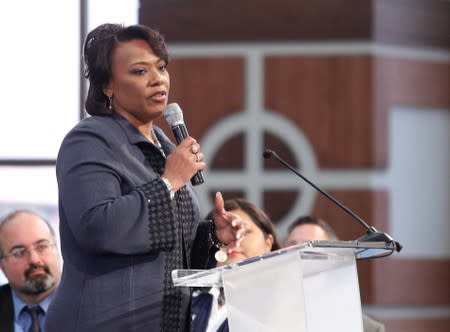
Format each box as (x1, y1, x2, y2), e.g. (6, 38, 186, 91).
(0, 210, 61, 332)
(285, 216, 386, 332)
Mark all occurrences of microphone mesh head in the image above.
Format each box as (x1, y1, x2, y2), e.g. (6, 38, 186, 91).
(263, 149, 273, 159)
(164, 103, 184, 126)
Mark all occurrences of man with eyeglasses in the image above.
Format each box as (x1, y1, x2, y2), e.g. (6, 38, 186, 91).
(0, 210, 62, 332)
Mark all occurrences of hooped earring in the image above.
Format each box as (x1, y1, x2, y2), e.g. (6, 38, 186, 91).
(108, 95, 113, 110)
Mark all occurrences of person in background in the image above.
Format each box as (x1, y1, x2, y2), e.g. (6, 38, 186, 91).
(0, 210, 62, 332)
(285, 215, 386, 332)
(192, 198, 281, 332)
(45, 23, 243, 332)
(285, 215, 338, 246)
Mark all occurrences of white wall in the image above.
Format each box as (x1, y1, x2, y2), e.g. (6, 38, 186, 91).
(0, 0, 80, 160)
(389, 107, 450, 258)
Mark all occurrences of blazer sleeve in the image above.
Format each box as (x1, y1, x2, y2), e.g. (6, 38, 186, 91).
(56, 121, 180, 255)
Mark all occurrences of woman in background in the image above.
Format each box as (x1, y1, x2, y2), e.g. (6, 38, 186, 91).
(192, 198, 280, 332)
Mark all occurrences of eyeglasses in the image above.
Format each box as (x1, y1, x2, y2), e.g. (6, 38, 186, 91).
(0, 241, 56, 262)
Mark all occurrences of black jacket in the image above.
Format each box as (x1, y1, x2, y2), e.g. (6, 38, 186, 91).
(0, 284, 14, 332)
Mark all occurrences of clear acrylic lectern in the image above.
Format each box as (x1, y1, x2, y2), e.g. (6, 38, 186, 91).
(172, 241, 396, 332)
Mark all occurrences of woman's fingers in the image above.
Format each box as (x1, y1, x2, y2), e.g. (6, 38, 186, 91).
(214, 192, 225, 214)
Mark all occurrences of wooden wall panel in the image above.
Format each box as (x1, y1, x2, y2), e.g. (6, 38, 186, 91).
(312, 190, 386, 241)
(374, 0, 450, 48)
(265, 55, 374, 168)
(210, 134, 244, 170)
(376, 57, 450, 109)
(158, 57, 245, 138)
(140, 0, 371, 42)
(263, 191, 299, 224)
(374, 258, 450, 305)
(383, 319, 450, 332)
(140, 0, 449, 48)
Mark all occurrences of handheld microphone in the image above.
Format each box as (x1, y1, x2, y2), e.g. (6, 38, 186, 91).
(164, 103, 205, 186)
(263, 149, 402, 252)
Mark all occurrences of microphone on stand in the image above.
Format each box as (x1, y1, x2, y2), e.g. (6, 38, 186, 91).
(164, 103, 205, 186)
(263, 149, 402, 252)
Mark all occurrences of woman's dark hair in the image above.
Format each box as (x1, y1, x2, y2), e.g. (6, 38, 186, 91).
(207, 198, 280, 251)
(83, 23, 169, 116)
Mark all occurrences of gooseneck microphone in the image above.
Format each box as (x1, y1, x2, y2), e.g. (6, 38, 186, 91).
(263, 149, 402, 252)
(164, 103, 205, 186)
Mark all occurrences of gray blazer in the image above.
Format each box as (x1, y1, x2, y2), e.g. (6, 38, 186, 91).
(45, 114, 210, 332)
